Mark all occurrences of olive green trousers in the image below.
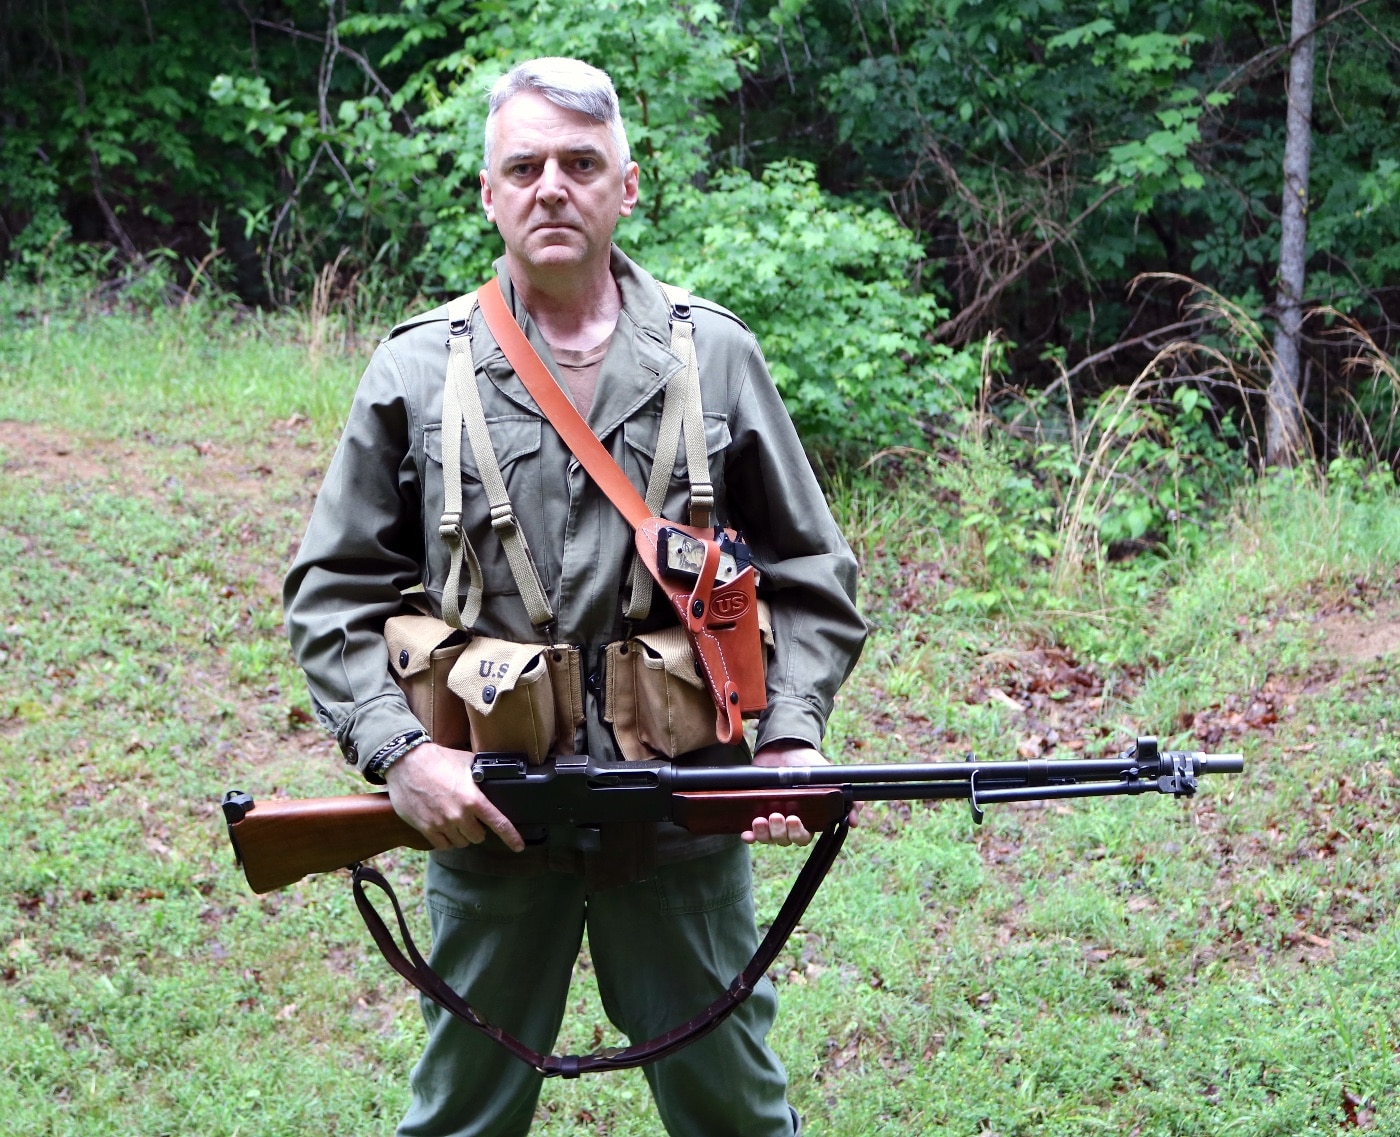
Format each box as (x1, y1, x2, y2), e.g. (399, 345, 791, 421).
(396, 843, 799, 1137)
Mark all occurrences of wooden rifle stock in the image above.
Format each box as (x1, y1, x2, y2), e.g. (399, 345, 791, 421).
(672, 787, 849, 834)
(222, 791, 433, 894)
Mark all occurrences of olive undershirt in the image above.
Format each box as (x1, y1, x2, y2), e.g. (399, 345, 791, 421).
(547, 334, 612, 419)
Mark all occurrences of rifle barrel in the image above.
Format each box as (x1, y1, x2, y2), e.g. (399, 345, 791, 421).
(664, 751, 1242, 792)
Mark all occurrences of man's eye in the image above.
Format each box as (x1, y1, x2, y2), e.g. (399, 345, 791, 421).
(575, 158, 597, 171)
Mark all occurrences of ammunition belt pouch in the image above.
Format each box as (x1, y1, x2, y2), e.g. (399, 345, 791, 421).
(385, 612, 584, 766)
(604, 601, 771, 761)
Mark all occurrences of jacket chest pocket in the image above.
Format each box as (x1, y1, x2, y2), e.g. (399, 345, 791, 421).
(623, 411, 731, 524)
(423, 417, 546, 599)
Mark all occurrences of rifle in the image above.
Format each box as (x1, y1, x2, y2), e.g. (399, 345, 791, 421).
(221, 738, 1241, 1077)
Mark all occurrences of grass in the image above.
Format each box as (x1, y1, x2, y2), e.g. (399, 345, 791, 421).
(0, 290, 364, 444)
(1, 291, 1399, 1134)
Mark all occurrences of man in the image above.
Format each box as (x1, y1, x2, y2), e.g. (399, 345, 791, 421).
(284, 57, 865, 1136)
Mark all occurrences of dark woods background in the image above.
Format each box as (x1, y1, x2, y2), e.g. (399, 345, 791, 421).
(2, 0, 1398, 464)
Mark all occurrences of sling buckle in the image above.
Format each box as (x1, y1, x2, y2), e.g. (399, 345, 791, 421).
(489, 503, 518, 535)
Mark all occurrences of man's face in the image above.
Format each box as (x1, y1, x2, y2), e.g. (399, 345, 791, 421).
(480, 91, 640, 278)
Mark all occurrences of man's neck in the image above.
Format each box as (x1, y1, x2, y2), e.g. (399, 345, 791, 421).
(505, 253, 622, 351)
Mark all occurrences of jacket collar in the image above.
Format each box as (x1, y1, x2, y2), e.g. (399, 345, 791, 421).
(478, 247, 684, 439)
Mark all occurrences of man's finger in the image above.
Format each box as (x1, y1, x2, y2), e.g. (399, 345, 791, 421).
(453, 814, 487, 846)
(766, 811, 787, 846)
(756, 812, 789, 845)
(474, 798, 525, 853)
(785, 815, 813, 847)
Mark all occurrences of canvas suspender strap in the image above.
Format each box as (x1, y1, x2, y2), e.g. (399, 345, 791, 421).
(439, 293, 486, 631)
(442, 294, 555, 631)
(659, 283, 714, 530)
(624, 283, 711, 621)
(623, 374, 683, 621)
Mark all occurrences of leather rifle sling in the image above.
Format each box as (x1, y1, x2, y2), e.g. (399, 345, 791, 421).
(351, 810, 851, 1077)
(476, 278, 752, 743)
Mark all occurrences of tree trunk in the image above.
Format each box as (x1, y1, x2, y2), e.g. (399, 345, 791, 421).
(1266, 0, 1316, 467)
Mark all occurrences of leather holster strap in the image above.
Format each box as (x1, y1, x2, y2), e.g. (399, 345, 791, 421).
(633, 517, 766, 744)
(351, 807, 850, 1076)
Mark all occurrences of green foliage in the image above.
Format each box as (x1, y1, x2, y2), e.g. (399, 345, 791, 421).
(805, 0, 1245, 274)
(5, 0, 1400, 460)
(200, 0, 963, 446)
(733, 0, 1400, 384)
(926, 433, 1059, 612)
(1326, 453, 1399, 501)
(1085, 382, 1239, 550)
(643, 161, 971, 444)
(895, 375, 1244, 627)
(0, 2, 325, 259)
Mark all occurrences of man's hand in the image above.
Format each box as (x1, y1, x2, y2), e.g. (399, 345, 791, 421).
(384, 742, 525, 853)
(743, 743, 861, 848)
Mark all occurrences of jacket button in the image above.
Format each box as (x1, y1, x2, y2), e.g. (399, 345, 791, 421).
(482, 684, 497, 705)
(587, 672, 602, 695)
(398, 650, 410, 669)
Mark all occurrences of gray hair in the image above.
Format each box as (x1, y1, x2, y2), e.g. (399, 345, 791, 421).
(483, 57, 632, 176)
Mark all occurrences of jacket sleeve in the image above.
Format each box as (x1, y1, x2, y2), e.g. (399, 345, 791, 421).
(282, 341, 428, 778)
(721, 334, 868, 752)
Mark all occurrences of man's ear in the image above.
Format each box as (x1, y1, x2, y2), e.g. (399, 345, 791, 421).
(618, 162, 640, 218)
(480, 169, 496, 223)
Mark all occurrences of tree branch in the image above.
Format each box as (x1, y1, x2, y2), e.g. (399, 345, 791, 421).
(934, 183, 1127, 344)
(58, 0, 138, 258)
(1041, 319, 1210, 399)
(248, 16, 415, 132)
(1213, 0, 1376, 96)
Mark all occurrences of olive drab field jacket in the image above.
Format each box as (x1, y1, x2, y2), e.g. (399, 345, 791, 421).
(283, 247, 866, 870)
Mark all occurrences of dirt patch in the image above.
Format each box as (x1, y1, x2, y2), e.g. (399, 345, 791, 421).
(0, 417, 327, 598)
(0, 417, 341, 775)
(0, 417, 326, 506)
(1318, 598, 1400, 663)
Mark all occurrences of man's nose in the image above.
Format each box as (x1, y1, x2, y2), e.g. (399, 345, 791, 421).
(537, 159, 566, 203)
